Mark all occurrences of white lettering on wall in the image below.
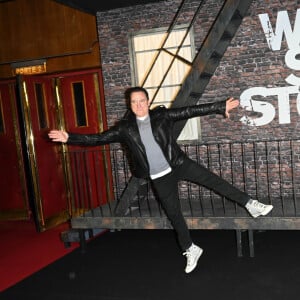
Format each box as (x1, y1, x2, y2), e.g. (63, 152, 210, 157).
(240, 8, 300, 126)
(258, 9, 300, 50)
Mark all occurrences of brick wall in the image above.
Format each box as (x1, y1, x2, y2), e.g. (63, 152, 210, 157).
(97, 0, 300, 143)
(96, 0, 300, 205)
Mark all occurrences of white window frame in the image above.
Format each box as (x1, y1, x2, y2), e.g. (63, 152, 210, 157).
(129, 25, 201, 141)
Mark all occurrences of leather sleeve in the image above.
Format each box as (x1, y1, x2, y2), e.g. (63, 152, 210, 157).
(166, 100, 227, 121)
(67, 125, 121, 146)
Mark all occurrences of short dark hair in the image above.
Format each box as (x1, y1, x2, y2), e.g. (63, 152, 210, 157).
(124, 86, 149, 108)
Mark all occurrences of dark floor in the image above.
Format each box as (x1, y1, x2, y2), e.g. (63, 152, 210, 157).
(2, 229, 300, 300)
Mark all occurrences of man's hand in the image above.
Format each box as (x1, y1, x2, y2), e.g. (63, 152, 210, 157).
(225, 97, 239, 118)
(48, 130, 69, 143)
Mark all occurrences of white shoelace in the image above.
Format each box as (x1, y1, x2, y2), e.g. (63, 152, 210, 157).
(252, 201, 266, 209)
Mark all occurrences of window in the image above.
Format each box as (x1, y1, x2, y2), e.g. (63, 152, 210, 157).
(72, 82, 87, 127)
(130, 26, 201, 141)
(34, 83, 48, 129)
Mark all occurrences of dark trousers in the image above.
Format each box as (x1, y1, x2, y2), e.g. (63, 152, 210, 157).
(152, 157, 250, 251)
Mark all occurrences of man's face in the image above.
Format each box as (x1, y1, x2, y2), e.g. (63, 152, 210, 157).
(130, 91, 150, 118)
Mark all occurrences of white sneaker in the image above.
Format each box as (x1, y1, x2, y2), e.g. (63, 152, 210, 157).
(183, 243, 203, 273)
(246, 199, 273, 218)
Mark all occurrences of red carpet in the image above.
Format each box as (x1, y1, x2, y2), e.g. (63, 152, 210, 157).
(0, 220, 78, 291)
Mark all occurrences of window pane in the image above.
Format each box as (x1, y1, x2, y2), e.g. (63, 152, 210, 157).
(148, 86, 180, 107)
(133, 29, 192, 91)
(165, 30, 191, 48)
(35, 83, 48, 129)
(72, 82, 87, 127)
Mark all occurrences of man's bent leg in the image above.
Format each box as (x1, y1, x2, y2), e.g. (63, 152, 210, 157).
(114, 176, 141, 216)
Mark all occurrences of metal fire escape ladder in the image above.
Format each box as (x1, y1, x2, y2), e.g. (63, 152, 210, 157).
(141, 0, 205, 106)
(172, 0, 253, 138)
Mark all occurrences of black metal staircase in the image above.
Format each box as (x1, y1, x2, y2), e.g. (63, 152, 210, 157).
(170, 0, 253, 137)
(120, 0, 253, 208)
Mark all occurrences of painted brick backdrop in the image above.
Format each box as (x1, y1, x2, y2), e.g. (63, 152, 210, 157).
(97, 0, 300, 143)
(95, 0, 300, 207)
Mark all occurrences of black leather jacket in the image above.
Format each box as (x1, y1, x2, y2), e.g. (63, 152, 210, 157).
(67, 101, 226, 178)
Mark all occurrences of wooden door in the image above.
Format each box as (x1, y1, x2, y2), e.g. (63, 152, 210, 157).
(56, 70, 113, 215)
(18, 75, 70, 231)
(0, 80, 30, 220)
(1, 70, 113, 229)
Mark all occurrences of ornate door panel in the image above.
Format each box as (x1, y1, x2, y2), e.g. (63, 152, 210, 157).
(19, 75, 70, 231)
(0, 80, 30, 220)
(56, 70, 113, 215)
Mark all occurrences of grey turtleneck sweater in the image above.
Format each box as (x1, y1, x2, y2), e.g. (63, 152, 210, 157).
(136, 115, 171, 179)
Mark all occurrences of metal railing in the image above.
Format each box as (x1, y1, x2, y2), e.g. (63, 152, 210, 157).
(67, 138, 300, 219)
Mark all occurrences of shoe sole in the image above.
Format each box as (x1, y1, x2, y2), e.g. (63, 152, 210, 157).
(185, 248, 203, 274)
